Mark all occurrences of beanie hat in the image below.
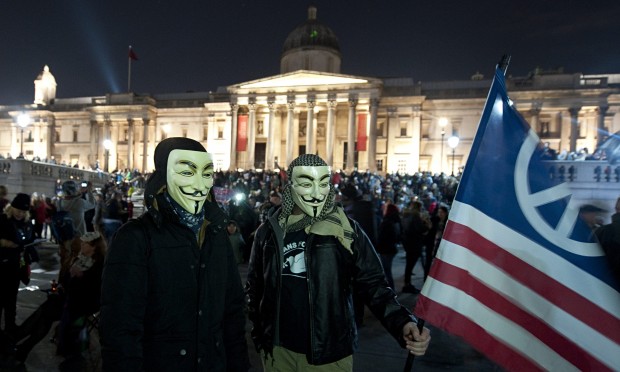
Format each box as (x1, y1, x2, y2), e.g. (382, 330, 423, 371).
(144, 137, 207, 207)
(11, 193, 31, 211)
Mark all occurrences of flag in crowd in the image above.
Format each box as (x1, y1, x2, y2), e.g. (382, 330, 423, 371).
(415, 66, 620, 370)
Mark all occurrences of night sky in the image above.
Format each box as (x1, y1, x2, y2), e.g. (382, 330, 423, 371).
(1, 0, 619, 105)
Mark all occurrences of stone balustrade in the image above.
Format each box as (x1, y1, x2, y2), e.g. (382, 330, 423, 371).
(0, 158, 109, 199)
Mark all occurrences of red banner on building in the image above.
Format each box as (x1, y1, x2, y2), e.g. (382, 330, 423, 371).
(356, 113, 367, 151)
(237, 114, 248, 152)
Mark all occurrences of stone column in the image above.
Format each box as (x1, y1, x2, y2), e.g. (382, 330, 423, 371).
(230, 103, 239, 169)
(568, 106, 581, 152)
(529, 103, 541, 135)
(597, 105, 609, 147)
(346, 97, 358, 171)
(48, 117, 56, 160)
(411, 104, 421, 173)
(89, 120, 98, 167)
(326, 98, 336, 166)
(367, 98, 379, 172)
(286, 99, 295, 166)
(306, 98, 316, 154)
(266, 98, 276, 170)
(142, 118, 149, 172)
(127, 118, 134, 170)
(248, 101, 257, 169)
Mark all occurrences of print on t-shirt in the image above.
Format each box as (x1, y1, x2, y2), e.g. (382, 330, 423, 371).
(282, 239, 306, 278)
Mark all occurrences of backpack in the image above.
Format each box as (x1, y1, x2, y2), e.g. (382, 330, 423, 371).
(51, 202, 75, 242)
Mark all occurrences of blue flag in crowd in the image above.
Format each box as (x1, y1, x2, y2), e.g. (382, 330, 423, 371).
(415, 67, 620, 371)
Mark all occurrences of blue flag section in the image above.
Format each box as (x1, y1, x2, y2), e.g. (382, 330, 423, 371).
(416, 67, 620, 371)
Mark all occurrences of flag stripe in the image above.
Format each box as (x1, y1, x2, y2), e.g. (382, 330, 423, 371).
(450, 201, 620, 318)
(424, 259, 612, 371)
(431, 240, 620, 369)
(417, 279, 576, 371)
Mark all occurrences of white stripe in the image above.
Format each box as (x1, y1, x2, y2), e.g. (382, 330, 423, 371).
(422, 277, 578, 371)
(432, 240, 620, 369)
(449, 200, 620, 318)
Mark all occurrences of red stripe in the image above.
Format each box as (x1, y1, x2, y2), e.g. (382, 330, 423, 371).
(419, 259, 611, 371)
(444, 221, 620, 345)
(416, 295, 544, 371)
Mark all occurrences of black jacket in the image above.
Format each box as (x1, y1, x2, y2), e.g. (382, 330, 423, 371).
(100, 194, 249, 371)
(246, 208, 415, 365)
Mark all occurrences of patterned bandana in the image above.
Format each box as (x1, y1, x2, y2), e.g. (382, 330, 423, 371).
(165, 192, 204, 237)
(279, 154, 337, 232)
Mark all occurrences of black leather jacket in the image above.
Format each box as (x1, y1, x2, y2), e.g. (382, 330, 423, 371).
(245, 208, 416, 365)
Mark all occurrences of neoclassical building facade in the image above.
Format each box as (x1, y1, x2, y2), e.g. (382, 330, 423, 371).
(1, 7, 619, 175)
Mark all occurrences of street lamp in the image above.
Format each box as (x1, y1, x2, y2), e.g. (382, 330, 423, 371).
(17, 113, 31, 159)
(447, 135, 460, 176)
(103, 139, 112, 172)
(439, 118, 448, 173)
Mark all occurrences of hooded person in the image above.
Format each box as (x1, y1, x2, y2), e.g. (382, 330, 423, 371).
(100, 137, 250, 371)
(1, 193, 35, 336)
(245, 154, 430, 371)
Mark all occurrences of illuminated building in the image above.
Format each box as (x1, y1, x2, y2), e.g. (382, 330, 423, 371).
(1, 6, 618, 175)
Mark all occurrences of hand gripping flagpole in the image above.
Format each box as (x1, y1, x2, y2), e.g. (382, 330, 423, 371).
(403, 319, 425, 372)
(404, 55, 511, 372)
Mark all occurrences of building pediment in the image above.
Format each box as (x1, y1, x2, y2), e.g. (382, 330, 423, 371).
(230, 70, 381, 91)
(228, 70, 382, 105)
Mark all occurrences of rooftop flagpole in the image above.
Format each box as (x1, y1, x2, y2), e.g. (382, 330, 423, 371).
(128, 45, 138, 92)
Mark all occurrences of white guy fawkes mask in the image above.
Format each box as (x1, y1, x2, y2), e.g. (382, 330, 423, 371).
(290, 165, 331, 218)
(166, 149, 214, 214)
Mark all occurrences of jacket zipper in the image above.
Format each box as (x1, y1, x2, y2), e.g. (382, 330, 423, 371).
(305, 234, 315, 362)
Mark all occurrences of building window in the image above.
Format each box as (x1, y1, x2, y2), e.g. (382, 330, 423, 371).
(203, 126, 208, 140)
(376, 159, 384, 172)
(73, 130, 78, 142)
(55, 131, 60, 142)
(377, 121, 385, 137)
(217, 125, 224, 139)
(123, 129, 129, 142)
(397, 159, 407, 173)
(182, 129, 187, 138)
(161, 130, 167, 140)
(400, 121, 408, 136)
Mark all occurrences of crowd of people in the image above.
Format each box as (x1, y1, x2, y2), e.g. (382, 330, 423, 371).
(1, 136, 617, 370)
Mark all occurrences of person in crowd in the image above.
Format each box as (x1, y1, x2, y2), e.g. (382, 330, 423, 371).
(9, 232, 107, 367)
(339, 182, 380, 326)
(91, 192, 105, 234)
(0, 185, 9, 211)
(401, 200, 432, 292)
(246, 154, 430, 371)
(433, 204, 450, 258)
(43, 196, 56, 240)
(56, 181, 96, 286)
(269, 190, 282, 207)
(101, 191, 126, 244)
(0, 193, 35, 336)
(100, 137, 249, 371)
(595, 196, 620, 285)
(30, 193, 48, 238)
(375, 203, 402, 289)
(579, 204, 607, 232)
(227, 220, 246, 265)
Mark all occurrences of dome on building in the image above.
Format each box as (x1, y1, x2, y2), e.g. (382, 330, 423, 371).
(280, 6, 342, 74)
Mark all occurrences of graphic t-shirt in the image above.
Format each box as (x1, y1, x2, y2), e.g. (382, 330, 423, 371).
(279, 228, 310, 354)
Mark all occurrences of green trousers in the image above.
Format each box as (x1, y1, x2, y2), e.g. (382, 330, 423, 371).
(262, 346, 353, 372)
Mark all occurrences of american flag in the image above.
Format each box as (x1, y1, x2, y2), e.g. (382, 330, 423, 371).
(415, 67, 620, 371)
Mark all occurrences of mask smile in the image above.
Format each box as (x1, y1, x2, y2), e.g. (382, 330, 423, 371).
(179, 188, 207, 198)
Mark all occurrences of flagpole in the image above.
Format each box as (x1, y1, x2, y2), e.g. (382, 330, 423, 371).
(403, 319, 425, 372)
(128, 47, 132, 92)
(498, 54, 511, 76)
